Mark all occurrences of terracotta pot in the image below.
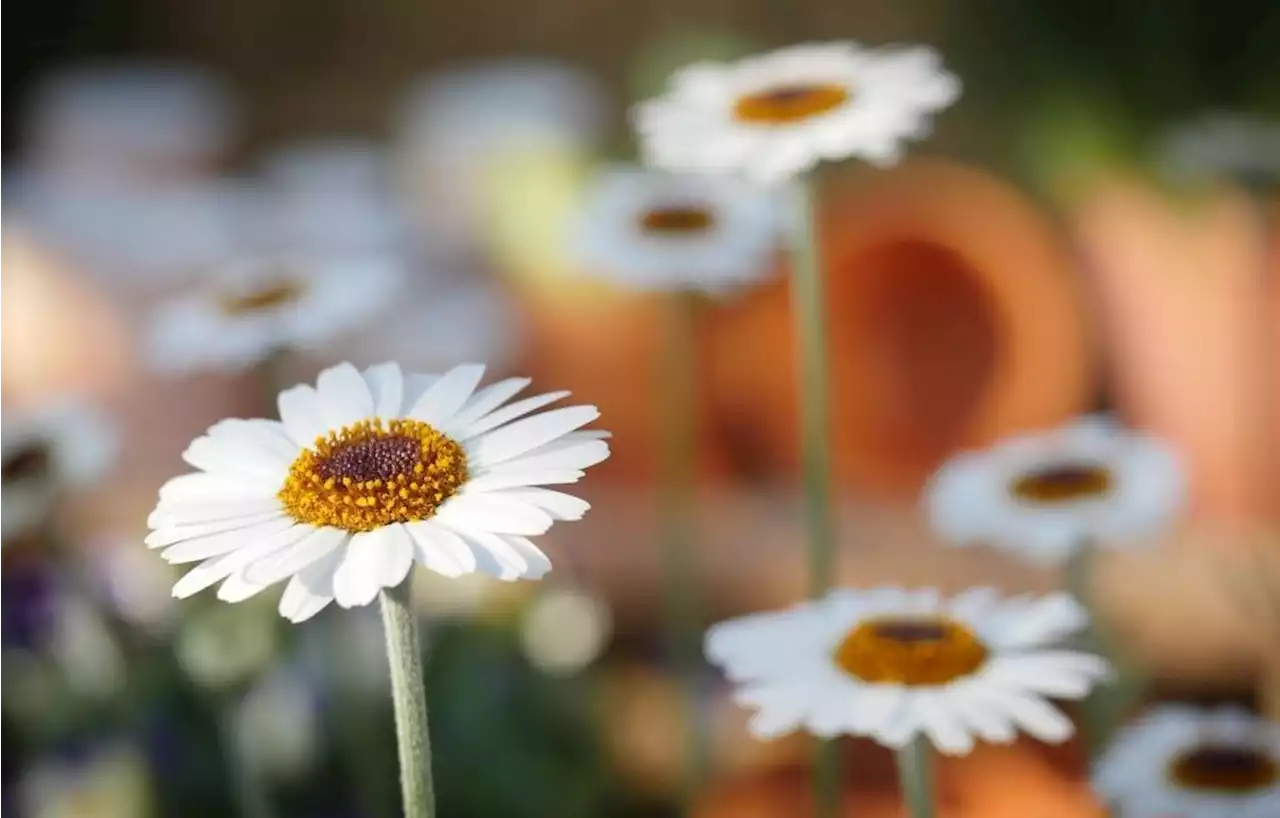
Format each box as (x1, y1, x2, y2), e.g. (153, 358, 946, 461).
(705, 158, 1095, 498)
(1071, 179, 1280, 522)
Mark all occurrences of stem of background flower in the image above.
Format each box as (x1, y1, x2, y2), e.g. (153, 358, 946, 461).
(786, 178, 841, 818)
(660, 290, 710, 805)
(894, 738, 935, 818)
(1248, 189, 1277, 526)
(379, 581, 436, 818)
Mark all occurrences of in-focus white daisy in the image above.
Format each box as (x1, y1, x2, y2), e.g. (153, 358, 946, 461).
(572, 164, 781, 293)
(705, 586, 1109, 755)
(147, 361, 610, 622)
(145, 255, 402, 376)
(923, 416, 1186, 565)
(2, 398, 118, 541)
(1093, 705, 1280, 818)
(634, 41, 960, 185)
(1160, 113, 1280, 187)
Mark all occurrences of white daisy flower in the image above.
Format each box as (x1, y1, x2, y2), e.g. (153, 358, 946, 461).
(571, 164, 782, 293)
(145, 255, 402, 376)
(1160, 113, 1280, 187)
(2, 398, 118, 541)
(923, 416, 1186, 565)
(147, 361, 610, 622)
(1093, 705, 1280, 818)
(633, 41, 961, 185)
(706, 587, 1109, 755)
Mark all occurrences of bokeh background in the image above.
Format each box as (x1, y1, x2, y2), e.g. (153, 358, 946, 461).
(3, 2, 1279, 817)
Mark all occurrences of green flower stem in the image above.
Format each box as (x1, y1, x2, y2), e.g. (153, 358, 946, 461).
(787, 179, 841, 818)
(379, 582, 436, 818)
(894, 738, 935, 818)
(660, 290, 710, 804)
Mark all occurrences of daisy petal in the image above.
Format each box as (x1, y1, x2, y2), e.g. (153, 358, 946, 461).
(333, 527, 412, 608)
(279, 547, 344, 622)
(435, 493, 555, 536)
(408, 363, 485, 426)
(467, 405, 600, 465)
(161, 516, 295, 564)
(217, 570, 271, 602)
(496, 440, 611, 472)
(445, 377, 531, 431)
(498, 535, 552, 578)
(171, 523, 315, 599)
(404, 520, 476, 577)
(362, 362, 405, 419)
(182, 436, 289, 481)
(146, 512, 286, 548)
(440, 526, 529, 579)
(158, 472, 273, 503)
(463, 469, 586, 491)
(148, 497, 283, 529)
(456, 391, 572, 440)
(244, 527, 349, 587)
(316, 362, 374, 429)
(278, 384, 332, 447)
(489, 488, 590, 520)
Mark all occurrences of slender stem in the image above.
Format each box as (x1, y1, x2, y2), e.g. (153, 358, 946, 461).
(379, 582, 436, 818)
(894, 738, 935, 818)
(786, 179, 841, 817)
(660, 290, 709, 803)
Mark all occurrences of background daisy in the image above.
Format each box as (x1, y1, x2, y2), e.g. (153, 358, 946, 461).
(571, 164, 781, 293)
(144, 255, 402, 376)
(634, 41, 961, 184)
(147, 361, 610, 621)
(1094, 705, 1280, 818)
(706, 586, 1110, 755)
(923, 416, 1186, 564)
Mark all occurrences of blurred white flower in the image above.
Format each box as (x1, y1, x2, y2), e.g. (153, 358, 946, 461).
(49, 595, 127, 700)
(1160, 113, 1280, 187)
(233, 667, 322, 780)
(394, 59, 609, 254)
(176, 602, 277, 690)
(923, 416, 1186, 565)
(1093, 705, 1280, 818)
(20, 740, 153, 818)
(145, 255, 403, 376)
(520, 585, 613, 675)
(2, 398, 118, 541)
(148, 361, 611, 622)
(706, 587, 1109, 755)
(89, 534, 180, 635)
(23, 62, 237, 184)
(634, 42, 960, 185)
(572, 164, 782, 293)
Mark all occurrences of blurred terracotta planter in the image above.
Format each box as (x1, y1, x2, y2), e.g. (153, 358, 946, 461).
(705, 158, 1094, 497)
(1071, 179, 1280, 522)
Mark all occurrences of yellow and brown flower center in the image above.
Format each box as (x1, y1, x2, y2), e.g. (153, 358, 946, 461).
(1168, 744, 1278, 793)
(733, 83, 851, 125)
(1009, 462, 1114, 504)
(1, 442, 53, 486)
(638, 205, 716, 236)
(218, 279, 307, 316)
(278, 418, 469, 533)
(834, 616, 989, 686)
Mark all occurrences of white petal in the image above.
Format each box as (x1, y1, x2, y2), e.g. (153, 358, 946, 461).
(983, 652, 1111, 699)
(987, 592, 1089, 650)
(408, 363, 485, 426)
(947, 684, 1017, 744)
(182, 436, 289, 481)
(206, 419, 299, 464)
(498, 535, 552, 578)
(361, 362, 405, 419)
(467, 405, 600, 466)
(316, 362, 374, 429)
(495, 440, 611, 473)
(278, 547, 344, 622)
(158, 472, 274, 503)
(738, 683, 810, 738)
(161, 516, 295, 563)
(912, 693, 976, 756)
(434, 494, 554, 536)
(244, 527, 349, 586)
(278, 384, 332, 447)
(445, 377, 531, 431)
(171, 524, 315, 599)
(978, 686, 1075, 743)
(333, 525, 415, 608)
(439, 525, 529, 579)
(149, 497, 283, 529)
(146, 511, 287, 548)
(217, 570, 271, 602)
(404, 520, 476, 577)
(489, 488, 590, 521)
(455, 392, 572, 440)
(402, 374, 440, 411)
(463, 469, 585, 491)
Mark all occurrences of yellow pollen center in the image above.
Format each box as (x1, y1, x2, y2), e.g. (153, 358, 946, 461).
(2, 442, 53, 485)
(1169, 744, 1279, 793)
(639, 205, 716, 235)
(219, 279, 307, 315)
(833, 616, 989, 686)
(1010, 462, 1114, 504)
(733, 83, 851, 125)
(278, 418, 469, 533)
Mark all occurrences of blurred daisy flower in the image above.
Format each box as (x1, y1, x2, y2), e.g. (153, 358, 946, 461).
(175, 601, 277, 690)
(634, 41, 960, 185)
(705, 586, 1109, 755)
(2, 398, 118, 541)
(145, 255, 402, 376)
(923, 416, 1186, 565)
(1160, 113, 1280, 188)
(1093, 705, 1280, 818)
(148, 361, 610, 622)
(572, 164, 782, 293)
(233, 665, 323, 780)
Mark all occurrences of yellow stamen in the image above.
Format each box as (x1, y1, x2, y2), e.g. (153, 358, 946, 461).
(639, 205, 715, 235)
(219, 279, 306, 315)
(1169, 744, 1279, 793)
(278, 418, 468, 533)
(733, 84, 851, 125)
(833, 616, 988, 685)
(1010, 463, 1113, 504)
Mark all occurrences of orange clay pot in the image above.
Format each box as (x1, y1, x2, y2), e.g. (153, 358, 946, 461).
(704, 158, 1095, 498)
(1071, 179, 1280, 523)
